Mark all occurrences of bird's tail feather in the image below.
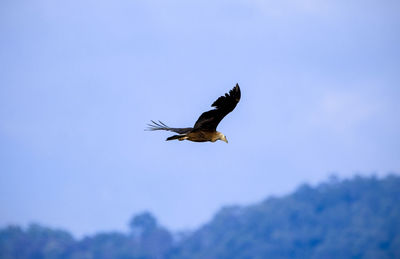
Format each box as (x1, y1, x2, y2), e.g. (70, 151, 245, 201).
(166, 134, 186, 141)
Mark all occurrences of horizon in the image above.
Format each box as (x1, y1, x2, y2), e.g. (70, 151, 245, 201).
(2, 173, 396, 239)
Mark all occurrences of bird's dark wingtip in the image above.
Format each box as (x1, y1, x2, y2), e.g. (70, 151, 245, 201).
(232, 83, 241, 101)
(234, 83, 240, 92)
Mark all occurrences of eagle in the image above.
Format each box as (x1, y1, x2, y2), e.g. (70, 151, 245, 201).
(147, 83, 241, 143)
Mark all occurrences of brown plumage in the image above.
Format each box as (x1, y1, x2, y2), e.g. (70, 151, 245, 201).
(147, 84, 241, 143)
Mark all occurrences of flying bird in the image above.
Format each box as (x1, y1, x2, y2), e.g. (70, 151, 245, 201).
(147, 83, 241, 143)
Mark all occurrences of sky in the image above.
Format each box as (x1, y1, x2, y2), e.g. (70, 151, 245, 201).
(1, 0, 400, 238)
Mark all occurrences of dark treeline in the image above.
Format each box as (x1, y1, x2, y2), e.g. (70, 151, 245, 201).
(1, 175, 399, 259)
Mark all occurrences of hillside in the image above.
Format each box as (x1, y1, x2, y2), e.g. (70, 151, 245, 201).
(1, 175, 399, 259)
(170, 175, 400, 258)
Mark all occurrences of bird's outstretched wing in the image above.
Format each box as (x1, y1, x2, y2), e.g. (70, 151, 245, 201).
(146, 120, 193, 134)
(193, 84, 241, 131)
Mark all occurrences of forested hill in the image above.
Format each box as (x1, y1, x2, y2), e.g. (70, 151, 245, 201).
(169, 175, 400, 258)
(1, 175, 400, 259)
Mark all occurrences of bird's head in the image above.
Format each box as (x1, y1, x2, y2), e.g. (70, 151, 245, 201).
(217, 132, 228, 143)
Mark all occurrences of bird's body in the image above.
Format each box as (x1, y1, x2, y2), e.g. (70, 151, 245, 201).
(147, 84, 241, 143)
(171, 130, 226, 142)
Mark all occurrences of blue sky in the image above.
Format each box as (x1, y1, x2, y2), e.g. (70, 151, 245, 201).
(1, 0, 399, 237)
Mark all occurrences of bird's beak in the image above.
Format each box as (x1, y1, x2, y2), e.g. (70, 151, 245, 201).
(224, 138, 228, 143)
